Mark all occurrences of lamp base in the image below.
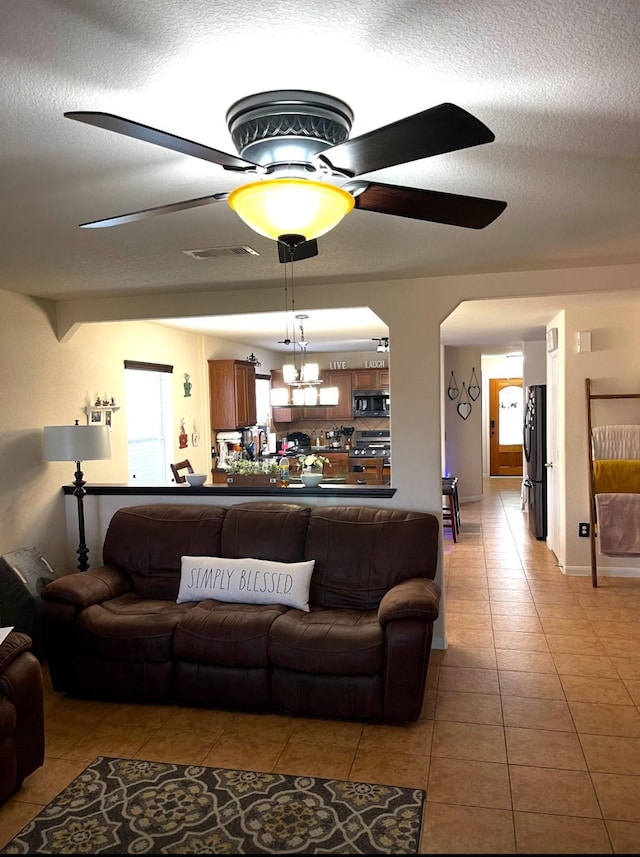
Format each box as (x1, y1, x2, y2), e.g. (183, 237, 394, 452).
(72, 462, 90, 572)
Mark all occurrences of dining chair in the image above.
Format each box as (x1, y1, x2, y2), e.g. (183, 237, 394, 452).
(170, 459, 194, 483)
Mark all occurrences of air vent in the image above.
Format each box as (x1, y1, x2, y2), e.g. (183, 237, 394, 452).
(182, 246, 260, 260)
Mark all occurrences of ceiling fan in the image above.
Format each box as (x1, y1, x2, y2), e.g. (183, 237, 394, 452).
(64, 89, 507, 262)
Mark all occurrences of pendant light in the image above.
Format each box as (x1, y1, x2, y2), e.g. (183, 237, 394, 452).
(270, 257, 338, 408)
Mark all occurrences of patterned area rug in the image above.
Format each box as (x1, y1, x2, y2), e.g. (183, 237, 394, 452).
(2, 756, 425, 854)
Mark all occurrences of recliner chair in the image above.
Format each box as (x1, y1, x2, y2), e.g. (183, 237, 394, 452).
(0, 631, 45, 804)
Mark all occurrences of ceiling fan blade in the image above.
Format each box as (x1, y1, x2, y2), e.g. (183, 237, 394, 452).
(320, 103, 495, 177)
(79, 192, 229, 228)
(65, 112, 261, 172)
(277, 239, 319, 263)
(344, 181, 507, 229)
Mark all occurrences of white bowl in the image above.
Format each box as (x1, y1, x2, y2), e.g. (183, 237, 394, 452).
(185, 473, 207, 487)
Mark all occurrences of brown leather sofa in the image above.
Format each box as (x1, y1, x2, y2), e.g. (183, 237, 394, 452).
(0, 631, 45, 804)
(41, 501, 441, 723)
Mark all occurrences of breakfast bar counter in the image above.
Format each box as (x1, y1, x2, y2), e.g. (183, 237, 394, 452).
(63, 482, 395, 499)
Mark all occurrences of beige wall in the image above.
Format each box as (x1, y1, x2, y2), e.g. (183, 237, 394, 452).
(0, 293, 210, 570)
(443, 346, 484, 500)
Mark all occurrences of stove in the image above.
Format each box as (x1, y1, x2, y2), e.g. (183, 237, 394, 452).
(348, 430, 391, 459)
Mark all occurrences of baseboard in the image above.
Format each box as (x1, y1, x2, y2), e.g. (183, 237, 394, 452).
(564, 565, 640, 578)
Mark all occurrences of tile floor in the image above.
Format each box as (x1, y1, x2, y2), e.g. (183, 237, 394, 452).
(2, 477, 640, 853)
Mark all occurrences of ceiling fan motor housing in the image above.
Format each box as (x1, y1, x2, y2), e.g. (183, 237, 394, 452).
(226, 90, 354, 172)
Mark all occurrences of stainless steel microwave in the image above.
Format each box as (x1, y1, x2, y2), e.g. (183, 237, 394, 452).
(353, 389, 390, 418)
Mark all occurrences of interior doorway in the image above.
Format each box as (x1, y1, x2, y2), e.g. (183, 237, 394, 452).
(489, 378, 523, 476)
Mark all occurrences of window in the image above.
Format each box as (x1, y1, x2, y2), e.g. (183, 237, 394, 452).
(124, 361, 173, 483)
(255, 375, 272, 427)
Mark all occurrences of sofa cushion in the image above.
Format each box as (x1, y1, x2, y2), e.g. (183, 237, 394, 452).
(268, 608, 384, 675)
(75, 594, 193, 661)
(220, 502, 311, 562)
(102, 505, 227, 600)
(306, 506, 439, 610)
(177, 556, 315, 611)
(175, 601, 288, 667)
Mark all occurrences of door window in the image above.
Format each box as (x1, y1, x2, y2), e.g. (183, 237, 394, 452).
(498, 385, 523, 445)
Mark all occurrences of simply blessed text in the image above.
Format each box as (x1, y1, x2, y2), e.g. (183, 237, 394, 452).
(185, 564, 293, 595)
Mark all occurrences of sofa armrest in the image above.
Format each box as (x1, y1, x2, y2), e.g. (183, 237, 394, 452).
(377, 578, 441, 625)
(0, 631, 32, 674)
(40, 566, 131, 609)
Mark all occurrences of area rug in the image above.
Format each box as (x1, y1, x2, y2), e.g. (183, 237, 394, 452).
(2, 756, 425, 854)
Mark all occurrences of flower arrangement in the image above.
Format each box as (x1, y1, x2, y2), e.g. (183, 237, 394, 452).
(297, 453, 331, 471)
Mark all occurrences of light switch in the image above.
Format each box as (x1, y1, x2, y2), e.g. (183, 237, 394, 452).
(577, 331, 592, 353)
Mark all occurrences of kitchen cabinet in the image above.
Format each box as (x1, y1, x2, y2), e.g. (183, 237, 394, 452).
(322, 451, 350, 477)
(352, 369, 389, 390)
(347, 459, 385, 484)
(209, 359, 257, 429)
(323, 369, 352, 421)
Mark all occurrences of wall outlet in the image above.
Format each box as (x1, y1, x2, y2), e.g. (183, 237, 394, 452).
(578, 522, 590, 537)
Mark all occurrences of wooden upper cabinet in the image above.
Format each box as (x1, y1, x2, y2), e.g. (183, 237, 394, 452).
(352, 368, 389, 390)
(323, 369, 353, 421)
(209, 359, 257, 429)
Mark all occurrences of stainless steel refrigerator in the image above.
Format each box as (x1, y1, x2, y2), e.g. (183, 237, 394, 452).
(523, 384, 547, 540)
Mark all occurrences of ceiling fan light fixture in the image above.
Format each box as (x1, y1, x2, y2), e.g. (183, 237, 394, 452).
(227, 178, 354, 242)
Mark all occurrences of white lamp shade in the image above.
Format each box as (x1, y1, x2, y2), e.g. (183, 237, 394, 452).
(320, 386, 340, 405)
(43, 425, 112, 462)
(282, 364, 298, 384)
(270, 387, 289, 407)
(303, 386, 319, 406)
(301, 362, 319, 383)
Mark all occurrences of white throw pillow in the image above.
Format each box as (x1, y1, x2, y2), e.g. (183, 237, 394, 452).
(177, 556, 315, 612)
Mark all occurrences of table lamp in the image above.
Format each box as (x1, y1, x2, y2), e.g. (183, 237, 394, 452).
(43, 421, 112, 571)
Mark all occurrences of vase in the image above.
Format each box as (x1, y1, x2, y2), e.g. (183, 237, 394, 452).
(300, 470, 323, 488)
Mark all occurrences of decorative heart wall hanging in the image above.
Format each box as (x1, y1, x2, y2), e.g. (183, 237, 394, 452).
(457, 382, 472, 420)
(468, 367, 480, 401)
(447, 371, 460, 400)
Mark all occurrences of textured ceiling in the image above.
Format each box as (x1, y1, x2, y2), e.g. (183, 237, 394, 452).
(2, 0, 639, 351)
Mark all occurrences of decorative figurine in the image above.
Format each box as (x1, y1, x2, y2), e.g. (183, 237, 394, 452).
(179, 419, 188, 449)
(183, 373, 192, 397)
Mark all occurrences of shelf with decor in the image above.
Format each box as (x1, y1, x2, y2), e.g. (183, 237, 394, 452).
(83, 405, 120, 427)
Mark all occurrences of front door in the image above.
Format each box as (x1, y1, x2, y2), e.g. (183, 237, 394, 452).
(489, 378, 523, 476)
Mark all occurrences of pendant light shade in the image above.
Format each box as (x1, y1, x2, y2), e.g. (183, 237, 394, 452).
(228, 179, 354, 242)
